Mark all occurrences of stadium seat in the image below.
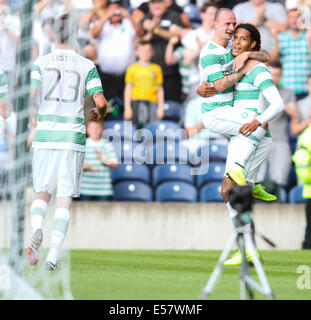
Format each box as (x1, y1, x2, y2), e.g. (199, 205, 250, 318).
(155, 181, 198, 202)
(142, 120, 184, 143)
(183, 3, 201, 26)
(196, 162, 226, 188)
(141, 140, 189, 166)
(103, 120, 137, 141)
(163, 100, 183, 122)
(289, 185, 306, 204)
(111, 163, 150, 185)
(200, 182, 223, 202)
(112, 140, 144, 163)
(209, 144, 228, 162)
(113, 181, 153, 202)
(152, 164, 194, 187)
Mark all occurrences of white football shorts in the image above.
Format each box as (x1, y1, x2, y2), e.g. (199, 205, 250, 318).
(32, 148, 85, 197)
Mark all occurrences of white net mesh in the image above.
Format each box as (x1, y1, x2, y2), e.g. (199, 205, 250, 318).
(0, 0, 78, 300)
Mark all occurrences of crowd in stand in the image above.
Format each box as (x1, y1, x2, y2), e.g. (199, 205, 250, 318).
(1, 0, 311, 203)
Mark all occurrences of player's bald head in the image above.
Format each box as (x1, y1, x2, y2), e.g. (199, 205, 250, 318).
(214, 8, 235, 22)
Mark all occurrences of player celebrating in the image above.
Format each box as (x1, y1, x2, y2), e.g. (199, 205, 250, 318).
(27, 14, 107, 270)
(198, 21, 285, 265)
(198, 8, 283, 196)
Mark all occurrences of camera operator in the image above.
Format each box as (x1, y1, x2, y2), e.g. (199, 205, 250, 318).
(90, 0, 144, 101)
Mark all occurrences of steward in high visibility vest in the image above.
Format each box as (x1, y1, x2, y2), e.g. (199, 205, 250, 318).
(292, 124, 311, 249)
(292, 124, 311, 198)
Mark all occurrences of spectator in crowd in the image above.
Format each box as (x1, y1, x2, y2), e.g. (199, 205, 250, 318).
(270, 8, 311, 101)
(88, 0, 109, 25)
(233, 0, 287, 52)
(205, 0, 246, 10)
(80, 120, 118, 201)
(141, 0, 184, 102)
(132, 0, 191, 28)
(256, 60, 308, 191)
(124, 40, 164, 128)
(297, 76, 311, 122)
(181, 96, 227, 164)
(90, 0, 144, 101)
(165, 33, 199, 101)
(168, 1, 218, 100)
(292, 123, 311, 249)
(0, 0, 20, 99)
(34, 0, 71, 23)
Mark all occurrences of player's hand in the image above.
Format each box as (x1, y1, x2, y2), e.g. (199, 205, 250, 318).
(240, 59, 259, 74)
(233, 51, 251, 72)
(196, 81, 218, 97)
(239, 119, 261, 136)
(89, 107, 101, 120)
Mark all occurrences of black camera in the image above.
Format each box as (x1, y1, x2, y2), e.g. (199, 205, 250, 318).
(229, 185, 253, 214)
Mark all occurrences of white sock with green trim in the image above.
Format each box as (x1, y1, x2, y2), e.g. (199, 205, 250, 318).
(46, 208, 70, 264)
(30, 199, 48, 233)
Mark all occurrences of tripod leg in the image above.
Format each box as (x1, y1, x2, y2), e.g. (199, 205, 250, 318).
(237, 232, 254, 300)
(244, 232, 275, 300)
(201, 231, 237, 299)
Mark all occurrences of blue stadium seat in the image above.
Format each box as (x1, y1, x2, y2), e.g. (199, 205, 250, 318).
(152, 164, 194, 187)
(155, 181, 198, 202)
(208, 144, 228, 162)
(113, 181, 153, 202)
(183, 3, 201, 25)
(140, 140, 189, 166)
(111, 164, 150, 185)
(142, 120, 184, 143)
(112, 140, 143, 163)
(163, 100, 183, 122)
(200, 182, 223, 202)
(289, 185, 306, 204)
(197, 162, 226, 188)
(103, 120, 137, 141)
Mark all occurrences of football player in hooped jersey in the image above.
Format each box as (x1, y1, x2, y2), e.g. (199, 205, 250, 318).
(27, 14, 107, 270)
(198, 20, 285, 265)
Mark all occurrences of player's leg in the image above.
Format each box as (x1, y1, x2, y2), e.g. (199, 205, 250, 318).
(45, 150, 84, 270)
(202, 107, 267, 184)
(27, 149, 57, 266)
(244, 136, 276, 201)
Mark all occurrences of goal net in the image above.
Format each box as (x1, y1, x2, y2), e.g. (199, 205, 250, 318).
(0, 0, 78, 300)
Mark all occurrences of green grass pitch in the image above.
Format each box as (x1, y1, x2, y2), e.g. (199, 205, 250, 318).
(68, 250, 311, 300)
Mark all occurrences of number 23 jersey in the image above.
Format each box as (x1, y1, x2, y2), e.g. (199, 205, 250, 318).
(30, 49, 103, 152)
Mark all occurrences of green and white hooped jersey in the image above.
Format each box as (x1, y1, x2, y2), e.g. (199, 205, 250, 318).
(0, 68, 8, 99)
(233, 62, 274, 114)
(199, 41, 235, 113)
(31, 49, 103, 152)
(234, 63, 275, 138)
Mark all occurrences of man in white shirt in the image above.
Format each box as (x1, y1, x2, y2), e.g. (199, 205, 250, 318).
(90, 0, 144, 101)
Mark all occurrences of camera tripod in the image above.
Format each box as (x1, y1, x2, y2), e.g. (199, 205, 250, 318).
(201, 185, 275, 300)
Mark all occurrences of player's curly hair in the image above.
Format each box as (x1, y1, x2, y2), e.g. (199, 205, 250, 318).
(235, 23, 261, 52)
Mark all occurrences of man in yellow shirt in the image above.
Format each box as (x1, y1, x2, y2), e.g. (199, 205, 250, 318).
(124, 40, 164, 128)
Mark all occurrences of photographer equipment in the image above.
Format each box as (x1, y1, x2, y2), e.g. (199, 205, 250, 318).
(201, 185, 275, 300)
